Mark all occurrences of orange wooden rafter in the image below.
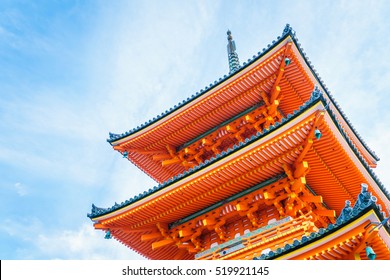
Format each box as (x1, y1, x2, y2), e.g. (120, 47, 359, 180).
(309, 142, 356, 204)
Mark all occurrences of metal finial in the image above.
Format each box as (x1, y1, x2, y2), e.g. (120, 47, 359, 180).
(226, 30, 240, 74)
(227, 30, 232, 40)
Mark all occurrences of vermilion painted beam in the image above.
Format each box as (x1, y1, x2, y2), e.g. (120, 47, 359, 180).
(236, 202, 249, 211)
(153, 154, 173, 161)
(152, 239, 175, 250)
(226, 124, 238, 133)
(161, 157, 181, 166)
(313, 209, 336, 217)
(179, 229, 193, 238)
(202, 218, 216, 226)
(267, 100, 280, 116)
(295, 139, 313, 165)
(294, 161, 309, 178)
(301, 195, 323, 203)
(270, 85, 281, 104)
(141, 232, 163, 241)
(350, 226, 378, 255)
(94, 223, 108, 229)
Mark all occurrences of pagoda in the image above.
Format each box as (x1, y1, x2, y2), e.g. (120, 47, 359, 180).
(88, 25, 390, 260)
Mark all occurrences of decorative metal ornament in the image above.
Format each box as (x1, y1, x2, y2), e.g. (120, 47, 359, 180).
(314, 128, 322, 140)
(365, 245, 376, 260)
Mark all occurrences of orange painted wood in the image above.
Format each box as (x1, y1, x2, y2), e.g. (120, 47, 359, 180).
(141, 232, 162, 241)
(152, 239, 175, 250)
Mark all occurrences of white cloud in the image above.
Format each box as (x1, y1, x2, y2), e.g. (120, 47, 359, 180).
(1, 217, 41, 241)
(14, 182, 28, 196)
(0, 218, 143, 259)
(35, 223, 142, 260)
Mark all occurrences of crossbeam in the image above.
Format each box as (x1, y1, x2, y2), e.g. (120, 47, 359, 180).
(152, 239, 175, 250)
(141, 232, 162, 241)
(313, 209, 336, 217)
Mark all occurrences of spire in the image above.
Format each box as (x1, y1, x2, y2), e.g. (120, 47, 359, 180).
(227, 30, 240, 74)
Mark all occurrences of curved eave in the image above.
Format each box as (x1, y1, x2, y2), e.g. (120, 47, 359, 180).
(90, 98, 389, 224)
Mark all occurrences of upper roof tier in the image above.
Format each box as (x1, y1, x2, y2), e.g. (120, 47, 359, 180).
(108, 24, 379, 184)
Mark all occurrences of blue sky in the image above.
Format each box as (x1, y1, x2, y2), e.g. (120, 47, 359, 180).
(0, 0, 389, 260)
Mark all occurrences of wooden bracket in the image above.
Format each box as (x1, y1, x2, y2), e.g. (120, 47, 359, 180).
(141, 232, 162, 241)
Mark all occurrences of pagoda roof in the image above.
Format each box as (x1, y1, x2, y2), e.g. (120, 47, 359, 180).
(107, 25, 378, 184)
(89, 94, 389, 223)
(254, 205, 390, 260)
